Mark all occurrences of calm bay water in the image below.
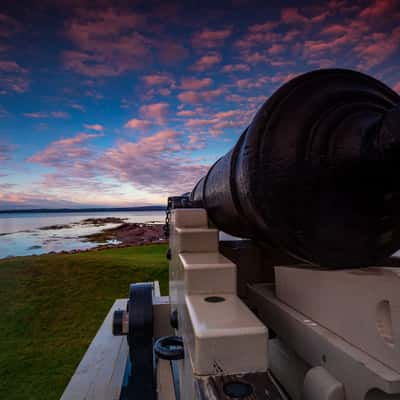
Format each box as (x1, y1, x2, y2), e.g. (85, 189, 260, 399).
(0, 210, 165, 259)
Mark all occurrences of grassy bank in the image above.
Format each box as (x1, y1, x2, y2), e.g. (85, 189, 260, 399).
(0, 244, 169, 400)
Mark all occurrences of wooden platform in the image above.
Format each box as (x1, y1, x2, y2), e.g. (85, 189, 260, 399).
(60, 282, 174, 400)
(61, 298, 129, 400)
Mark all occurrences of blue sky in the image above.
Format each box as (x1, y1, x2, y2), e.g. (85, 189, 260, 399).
(0, 0, 399, 209)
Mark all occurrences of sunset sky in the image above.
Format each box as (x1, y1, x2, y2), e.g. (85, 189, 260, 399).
(0, 0, 399, 209)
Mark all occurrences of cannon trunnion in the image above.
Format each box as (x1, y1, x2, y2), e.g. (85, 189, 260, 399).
(191, 69, 400, 267)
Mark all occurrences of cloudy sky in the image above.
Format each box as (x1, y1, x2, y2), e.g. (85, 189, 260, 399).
(0, 0, 399, 209)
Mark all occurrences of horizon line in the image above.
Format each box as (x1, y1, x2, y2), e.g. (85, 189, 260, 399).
(0, 205, 166, 214)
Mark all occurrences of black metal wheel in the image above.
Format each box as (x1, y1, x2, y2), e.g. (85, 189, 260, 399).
(126, 282, 155, 400)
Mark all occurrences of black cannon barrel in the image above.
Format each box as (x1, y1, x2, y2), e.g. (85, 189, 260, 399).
(191, 69, 400, 267)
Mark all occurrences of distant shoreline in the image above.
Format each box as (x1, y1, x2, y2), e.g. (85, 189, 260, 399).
(0, 206, 166, 214)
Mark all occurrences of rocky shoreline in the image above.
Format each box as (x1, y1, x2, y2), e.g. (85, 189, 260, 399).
(0, 216, 167, 258)
(81, 222, 166, 247)
(43, 221, 167, 255)
(38, 217, 129, 230)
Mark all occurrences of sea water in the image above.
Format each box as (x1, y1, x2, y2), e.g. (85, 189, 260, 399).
(0, 210, 165, 259)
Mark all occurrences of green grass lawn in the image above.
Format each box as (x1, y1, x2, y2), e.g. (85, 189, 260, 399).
(0, 244, 169, 400)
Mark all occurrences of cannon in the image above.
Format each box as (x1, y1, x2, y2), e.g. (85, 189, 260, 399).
(62, 70, 400, 400)
(191, 69, 400, 267)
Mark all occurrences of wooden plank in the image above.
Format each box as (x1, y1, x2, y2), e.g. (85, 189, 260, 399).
(61, 299, 128, 400)
(157, 359, 176, 400)
(154, 280, 161, 297)
(154, 296, 173, 338)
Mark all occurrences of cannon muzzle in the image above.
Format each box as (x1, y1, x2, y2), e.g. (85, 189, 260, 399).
(191, 69, 400, 267)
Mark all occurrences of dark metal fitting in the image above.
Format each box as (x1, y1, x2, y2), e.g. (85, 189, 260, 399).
(154, 336, 184, 360)
(112, 309, 129, 336)
(166, 248, 172, 261)
(170, 309, 178, 330)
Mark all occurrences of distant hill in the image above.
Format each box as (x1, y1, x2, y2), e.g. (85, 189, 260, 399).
(0, 206, 166, 214)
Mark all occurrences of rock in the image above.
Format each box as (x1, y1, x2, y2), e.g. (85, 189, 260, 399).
(39, 224, 72, 230)
(80, 217, 127, 226)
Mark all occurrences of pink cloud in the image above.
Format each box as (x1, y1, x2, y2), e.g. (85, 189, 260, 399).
(0, 192, 73, 208)
(84, 123, 104, 131)
(270, 60, 295, 67)
(297, 6, 399, 70)
(71, 103, 85, 112)
(225, 93, 246, 103)
(186, 134, 206, 150)
(28, 133, 102, 166)
(124, 118, 152, 130)
(281, 8, 309, 24)
(180, 77, 213, 90)
(185, 118, 215, 127)
(281, 6, 329, 25)
(142, 74, 175, 87)
(98, 130, 209, 193)
(282, 29, 302, 42)
(235, 32, 276, 50)
(23, 112, 48, 119)
(0, 61, 27, 73)
(184, 109, 250, 137)
(0, 60, 29, 94)
(191, 54, 222, 72)
(192, 28, 232, 47)
(394, 81, 400, 93)
(268, 44, 285, 55)
(159, 88, 171, 96)
(129, 129, 182, 153)
(51, 112, 69, 118)
(354, 27, 400, 69)
(63, 10, 152, 77)
(0, 106, 10, 118)
(139, 103, 169, 124)
(0, 13, 22, 38)
(157, 41, 188, 64)
(310, 10, 330, 23)
(64, 9, 189, 76)
(308, 58, 337, 68)
(236, 76, 269, 89)
(23, 112, 69, 119)
(6, 77, 29, 93)
(270, 72, 300, 84)
(321, 24, 348, 36)
(235, 28, 296, 54)
(214, 110, 241, 119)
(0, 143, 14, 161)
(235, 72, 300, 91)
(248, 21, 278, 33)
(247, 52, 268, 64)
(176, 110, 197, 117)
(359, 0, 396, 19)
(177, 91, 202, 104)
(222, 63, 250, 72)
(178, 88, 224, 104)
(303, 40, 335, 57)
